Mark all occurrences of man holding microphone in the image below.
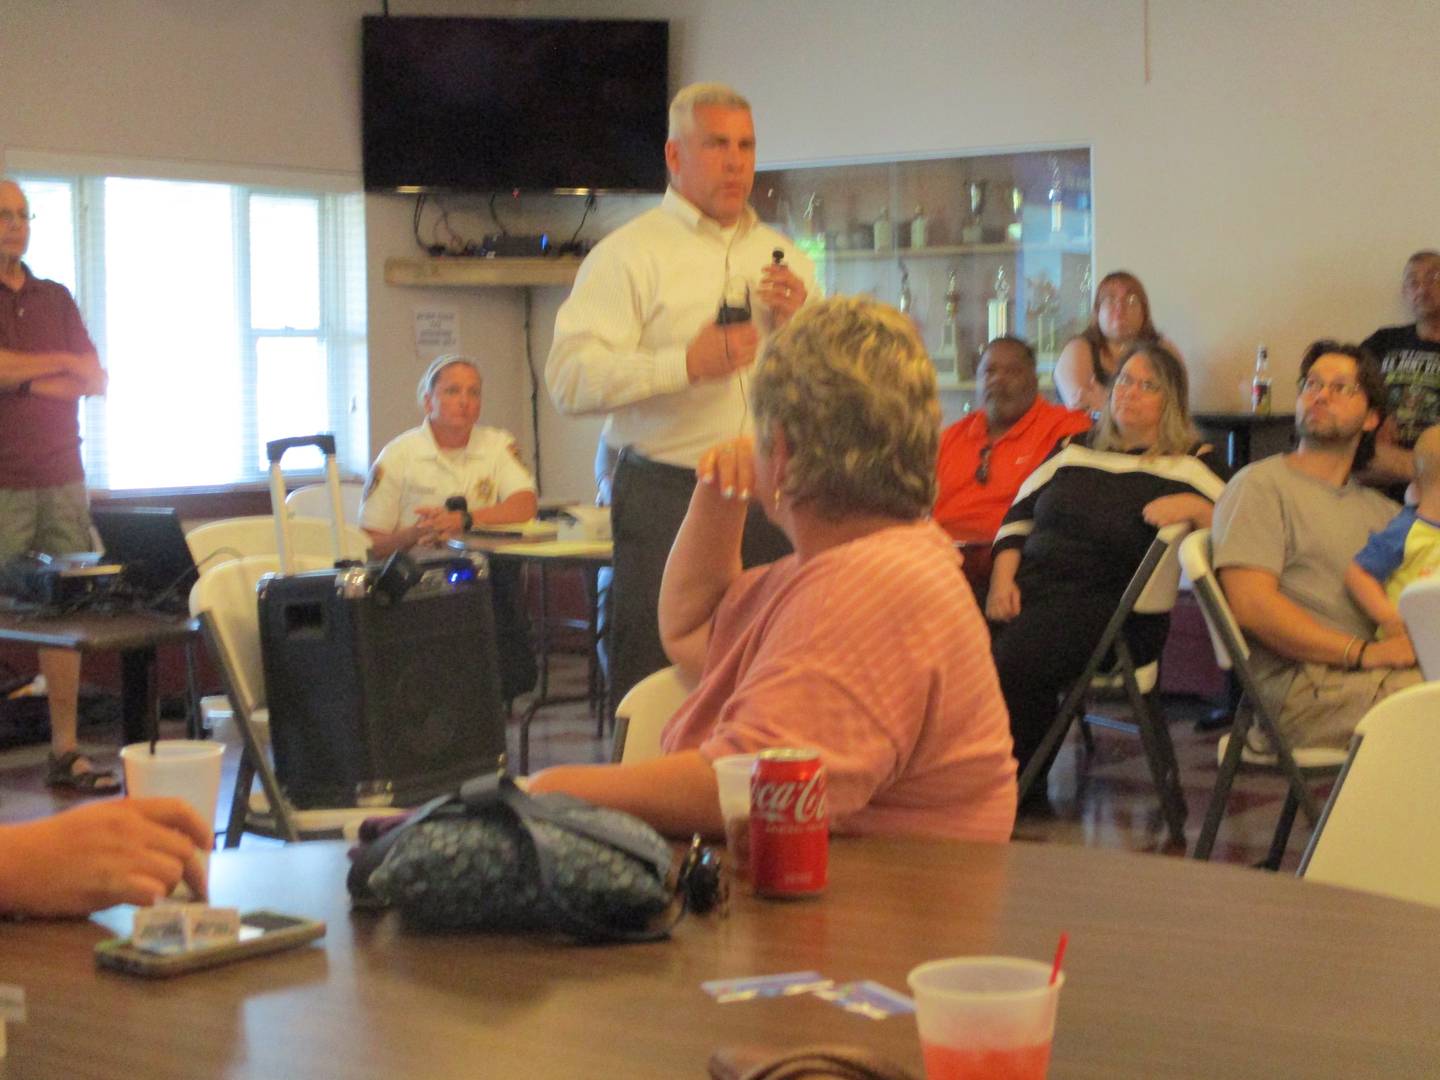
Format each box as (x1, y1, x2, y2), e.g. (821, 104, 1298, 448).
(546, 82, 817, 710)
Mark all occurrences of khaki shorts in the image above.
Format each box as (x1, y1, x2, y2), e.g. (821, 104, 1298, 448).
(1275, 661, 1424, 750)
(0, 482, 94, 560)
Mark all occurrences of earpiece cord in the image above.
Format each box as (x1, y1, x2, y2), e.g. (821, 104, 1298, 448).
(721, 234, 751, 437)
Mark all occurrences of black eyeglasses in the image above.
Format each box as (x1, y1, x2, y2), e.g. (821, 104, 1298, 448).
(975, 444, 993, 485)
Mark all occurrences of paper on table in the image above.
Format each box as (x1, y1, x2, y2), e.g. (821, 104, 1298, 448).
(491, 540, 612, 558)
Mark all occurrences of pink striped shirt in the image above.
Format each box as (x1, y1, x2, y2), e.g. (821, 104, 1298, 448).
(661, 521, 1017, 842)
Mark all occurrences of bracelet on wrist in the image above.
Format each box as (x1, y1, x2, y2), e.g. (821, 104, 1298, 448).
(1342, 635, 1359, 670)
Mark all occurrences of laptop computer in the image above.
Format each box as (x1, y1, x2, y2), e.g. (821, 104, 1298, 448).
(90, 507, 199, 613)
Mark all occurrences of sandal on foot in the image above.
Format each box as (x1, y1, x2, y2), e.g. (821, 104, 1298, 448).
(46, 750, 121, 796)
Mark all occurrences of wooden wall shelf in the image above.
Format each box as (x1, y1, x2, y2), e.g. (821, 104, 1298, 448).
(384, 256, 582, 289)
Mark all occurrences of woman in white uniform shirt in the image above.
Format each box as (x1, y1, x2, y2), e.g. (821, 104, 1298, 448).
(361, 356, 538, 556)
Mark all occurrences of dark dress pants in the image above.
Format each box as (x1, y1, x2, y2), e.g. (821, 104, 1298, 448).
(991, 580, 1168, 789)
(608, 448, 790, 713)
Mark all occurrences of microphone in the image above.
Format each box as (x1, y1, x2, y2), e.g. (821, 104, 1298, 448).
(772, 248, 785, 265)
(445, 495, 472, 534)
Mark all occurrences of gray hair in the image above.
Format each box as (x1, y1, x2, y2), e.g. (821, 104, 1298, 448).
(751, 296, 939, 521)
(416, 354, 481, 408)
(668, 82, 751, 140)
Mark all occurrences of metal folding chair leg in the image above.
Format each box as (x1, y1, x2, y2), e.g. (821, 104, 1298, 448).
(224, 754, 256, 849)
(1194, 707, 1251, 860)
(1116, 642, 1187, 844)
(1261, 787, 1301, 870)
(200, 612, 299, 845)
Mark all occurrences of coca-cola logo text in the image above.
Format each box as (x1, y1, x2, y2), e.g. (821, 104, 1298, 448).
(752, 770, 828, 824)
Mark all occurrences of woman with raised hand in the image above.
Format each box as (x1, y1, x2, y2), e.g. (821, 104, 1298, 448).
(531, 296, 1016, 842)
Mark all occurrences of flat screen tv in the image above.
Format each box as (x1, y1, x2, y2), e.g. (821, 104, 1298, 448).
(362, 16, 669, 195)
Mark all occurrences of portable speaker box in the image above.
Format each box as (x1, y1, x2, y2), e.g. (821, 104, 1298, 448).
(258, 563, 508, 810)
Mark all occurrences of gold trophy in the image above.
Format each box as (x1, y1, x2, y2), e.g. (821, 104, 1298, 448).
(962, 180, 986, 244)
(932, 268, 959, 380)
(987, 267, 1011, 341)
(1026, 271, 1059, 357)
(1006, 185, 1024, 243)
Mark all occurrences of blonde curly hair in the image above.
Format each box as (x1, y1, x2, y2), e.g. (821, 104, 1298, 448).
(751, 296, 939, 520)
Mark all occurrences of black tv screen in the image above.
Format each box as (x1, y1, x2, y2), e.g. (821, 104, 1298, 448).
(362, 16, 669, 195)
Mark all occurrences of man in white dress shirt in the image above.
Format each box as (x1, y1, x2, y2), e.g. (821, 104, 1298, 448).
(546, 82, 817, 708)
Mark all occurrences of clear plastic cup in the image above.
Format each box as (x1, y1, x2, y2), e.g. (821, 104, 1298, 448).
(120, 740, 224, 885)
(711, 753, 758, 879)
(907, 956, 1063, 1080)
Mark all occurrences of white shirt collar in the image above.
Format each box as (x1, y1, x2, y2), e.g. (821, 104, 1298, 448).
(661, 187, 757, 239)
(421, 421, 483, 460)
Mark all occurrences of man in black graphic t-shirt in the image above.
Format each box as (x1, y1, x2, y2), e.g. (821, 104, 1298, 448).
(1363, 250, 1440, 485)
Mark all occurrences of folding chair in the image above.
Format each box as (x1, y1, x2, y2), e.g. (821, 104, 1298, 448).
(610, 665, 697, 765)
(190, 554, 378, 845)
(1297, 681, 1440, 908)
(1397, 578, 1440, 681)
(1016, 522, 1190, 845)
(1180, 529, 1346, 867)
(286, 481, 365, 526)
(186, 516, 370, 733)
(186, 514, 370, 573)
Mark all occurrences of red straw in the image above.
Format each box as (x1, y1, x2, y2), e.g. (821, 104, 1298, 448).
(1049, 932, 1069, 985)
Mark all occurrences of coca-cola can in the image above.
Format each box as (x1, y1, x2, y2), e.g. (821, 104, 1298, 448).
(749, 748, 828, 897)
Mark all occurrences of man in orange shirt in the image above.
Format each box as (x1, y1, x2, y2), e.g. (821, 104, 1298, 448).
(933, 336, 1090, 602)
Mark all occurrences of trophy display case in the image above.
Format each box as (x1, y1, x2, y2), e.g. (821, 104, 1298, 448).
(755, 148, 1093, 399)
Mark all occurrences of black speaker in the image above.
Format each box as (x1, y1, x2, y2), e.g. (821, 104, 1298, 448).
(258, 560, 507, 809)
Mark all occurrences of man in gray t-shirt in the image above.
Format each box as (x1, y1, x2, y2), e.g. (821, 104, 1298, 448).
(1212, 341, 1421, 749)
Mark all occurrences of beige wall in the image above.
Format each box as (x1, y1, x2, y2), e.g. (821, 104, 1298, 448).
(6, 0, 1438, 500)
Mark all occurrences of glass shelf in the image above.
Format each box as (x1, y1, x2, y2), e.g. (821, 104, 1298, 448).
(757, 147, 1093, 399)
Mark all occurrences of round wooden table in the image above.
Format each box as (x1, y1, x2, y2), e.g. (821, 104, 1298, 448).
(4, 836, 1438, 1078)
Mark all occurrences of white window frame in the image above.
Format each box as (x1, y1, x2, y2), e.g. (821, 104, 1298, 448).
(7, 151, 367, 493)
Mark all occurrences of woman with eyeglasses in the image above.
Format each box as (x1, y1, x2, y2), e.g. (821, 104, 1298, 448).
(986, 343, 1226, 810)
(1054, 271, 1183, 413)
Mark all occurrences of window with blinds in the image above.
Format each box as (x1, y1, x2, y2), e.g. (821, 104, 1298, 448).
(14, 169, 367, 491)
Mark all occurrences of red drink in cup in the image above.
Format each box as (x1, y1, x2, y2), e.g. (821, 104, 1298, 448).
(920, 1041, 1052, 1080)
(908, 957, 1063, 1080)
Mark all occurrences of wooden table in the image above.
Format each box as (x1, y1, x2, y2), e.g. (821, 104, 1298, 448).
(5, 837, 1439, 1078)
(0, 607, 198, 745)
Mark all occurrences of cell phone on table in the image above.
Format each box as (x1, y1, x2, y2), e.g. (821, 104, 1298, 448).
(94, 910, 326, 978)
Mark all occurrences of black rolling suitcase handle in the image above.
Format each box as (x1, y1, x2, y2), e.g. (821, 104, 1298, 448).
(266, 434, 337, 463)
(267, 433, 346, 573)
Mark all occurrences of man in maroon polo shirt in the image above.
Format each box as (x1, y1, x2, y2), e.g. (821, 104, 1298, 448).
(0, 178, 116, 794)
(933, 336, 1091, 604)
